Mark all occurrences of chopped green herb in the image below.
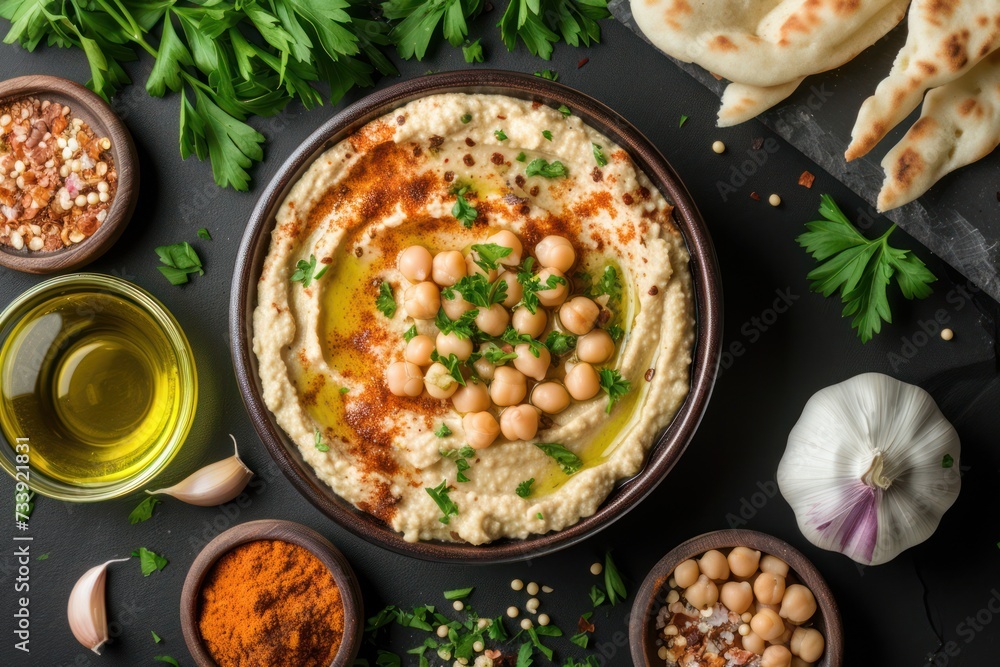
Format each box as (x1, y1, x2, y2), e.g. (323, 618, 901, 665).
(197, 228, 212, 240)
(430, 350, 468, 387)
(679, 115, 689, 128)
(590, 266, 623, 304)
(375, 650, 401, 667)
(426, 480, 459, 524)
(544, 331, 577, 356)
(461, 113, 473, 124)
(526, 626, 555, 660)
(462, 39, 484, 63)
(153, 657, 179, 667)
(290, 254, 328, 289)
(589, 585, 606, 607)
(403, 325, 419, 342)
(534, 70, 558, 81)
(455, 457, 471, 483)
(500, 327, 544, 357)
(435, 307, 479, 339)
(444, 587, 474, 600)
(375, 281, 397, 318)
(132, 547, 168, 577)
(339, 386, 350, 395)
(606, 324, 624, 342)
(452, 191, 478, 228)
(471, 243, 514, 272)
(535, 442, 583, 475)
(598, 368, 630, 413)
(525, 158, 568, 179)
(557, 104, 571, 117)
(156, 242, 204, 286)
(516, 478, 535, 498)
(435, 423, 453, 438)
(487, 616, 508, 641)
(942, 453, 955, 468)
(570, 632, 589, 648)
(494, 129, 508, 141)
(542, 130, 553, 141)
(604, 552, 627, 605)
(536, 512, 544, 520)
(314, 428, 330, 453)
(516, 258, 567, 314)
(482, 343, 518, 365)
(37, 553, 49, 561)
(516, 152, 527, 162)
(592, 143, 607, 167)
(151, 630, 162, 644)
(128, 497, 161, 525)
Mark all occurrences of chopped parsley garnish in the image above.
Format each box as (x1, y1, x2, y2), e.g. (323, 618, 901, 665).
(451, 274, 508, 308)
(606, 324, 624, 342)
(37, 553, 49, 561)
(444, 587, 474, 600)
(534, 69, 558, 81)
(481, 343, 518, 365)
(500, 327, 544, 357)
(544, 330, 577, 356)
(289, 253, 328, 289)
(442, 445, 476, 482)
(314, 428, 330, 452)
(535, 442, 583, 475)
(197, 228, 212, 240)
(604, 552, 628, 605)
(679, 115, 689, 128)
(516, 478, 535, 498)
(557, 104, 571, 117)
(460, 113, 473, 124)
(156, 242, 205, 286)
(536, 512, 544, 520)
(494, 129, 508, 141)
(592, 143, 608, 167)
(590, 265, 623, 304)
(525, 158, 568, 178)
(375, 281, 397, 318)
(128, 497, 160, 525)
(542, 130, 553, 141)
(431, 350, 468, 387)
(598, 368, 630, 413)
(435, 308, 479, 339)
(516, 258, 567, 314)
(462, 39, 483, 63)
(339, 386, 350, 395)
(435, 423, 453, 438)
(942, 453, 955, 468)
(151, 630, 162, 644)
(132, 547, 168, 576)
(589, 585, 606, 607)
(403, 324, 419, 342)
(570, 632, 589, 648)
(153, 657, 179, 667)
(470, 243, 513, 271)
(452, 190, 478, 228)
(516, 152, 527, 162)
(426, 480, 459, 524)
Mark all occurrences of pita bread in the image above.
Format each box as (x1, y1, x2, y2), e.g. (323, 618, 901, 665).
(630, 0, 907, 88)
(846, 0, 1000, 161)
(877, 49, 1000, 211)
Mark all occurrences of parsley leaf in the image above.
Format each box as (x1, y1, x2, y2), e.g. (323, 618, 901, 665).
(544, 331, 577, 356)
(592, 142, 607, 166)
(436, 308, 479, 339)
(403, 324, 419, 342)
(589, 265, 622, 304)
(383, 0, 483, 60)
(517, 258, 567, 314)
(451, 274, 508, 308)
(444, 587, 474, 600)
(598, 368, 630, 413)
(558, 104, 571, 117)
(132, 547, 168, 576)
(128, 497, 160, 525)
(461, 112, 473, 124)
(516, 642, 534, 667)
(375, 281, 397, 318)
(426, 479, 459, 524)
(570, 632, 589, 648)
(604, 551, 627, 605)
(516, 478, 535, 498)
(589, 585, 606, 607)
(494, 129, 508, 141)
(291, 254, 329, 288)
(471, 243, 514, 271)
(500, 327, 544, 357)
(534, 69, 558, 81)
(452, 190, 478, 227)
(679, 115, 689, 127)
(431, 350, 468, 387)
(798, 195, 936, 342)
(535, 442, 582, 475)
(314, 428, 330, 452)
(606, 324, 624, 342)
(481, 342, 518, 365)
(542, 129, 553, 141)
(463, 38, 484, 63)
(151, 630, 162, 644)
(525, 158, 568, 179)
(435, 423, 453, 437)
(197, 227, 212, 240)
(516, 152, 527, 162)
(155, 242, 204, 286)
(942, 453, 954, 469)
(153, 657, 179, 667)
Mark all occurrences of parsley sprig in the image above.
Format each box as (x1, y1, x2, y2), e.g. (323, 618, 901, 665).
(426, 480, 459, 524)
(375, 281, 397, 318)
(525, 158, 568, 179)
(535, 442, 582, 475)
(499, 0, 610, 60)
(798, 195, 936, 342)
(516, 258, 567, 314)
(291, 254, 329, 288)
(598, 368, 630, 413)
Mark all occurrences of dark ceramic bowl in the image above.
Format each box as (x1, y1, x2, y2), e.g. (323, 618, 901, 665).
(180, 520, 363, 667)
(230, 70, 723, 563)
(0, 75, 138, 274)
(630, 529, 844, 666)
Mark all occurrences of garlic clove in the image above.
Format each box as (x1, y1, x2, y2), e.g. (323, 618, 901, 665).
(68, 558, 130, 654)
(146, 435, 254, 506)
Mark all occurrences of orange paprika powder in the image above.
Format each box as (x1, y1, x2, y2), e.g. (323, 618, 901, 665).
(197, 539, 344, 667)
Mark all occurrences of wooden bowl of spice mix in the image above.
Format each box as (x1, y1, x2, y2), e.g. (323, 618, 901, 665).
(0, 75, 138, 274)
(180, 519, 364, 667)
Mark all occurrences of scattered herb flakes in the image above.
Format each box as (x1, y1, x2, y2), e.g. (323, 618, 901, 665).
(403, 324, 419, 342)
(516, 152, 527, 162)
(592, 143, 607, 167)
(589, 265, 623, 304)
(339, 386, 350, 395)
(156, 242, 204, 286)
(942, 453, 955, 468)
(516, 478, 535, 498)
(799, 170, 816, 188)
(589, 585, 606, 607)
(290, 254, 328, 288)
(482, 343, 518, 365)
(495, 129, 508, 141)
(153, 657, 179, 667)
(679, 115, 688, 128)
(542, 129, 553, 141)
(797, 194, 936, 343)
(37, 553, 49, 561)
(151, 630, 162, 644)
(471, 243, 514, 272)
(462, 39, 484, 64)
(431, 350, 468, 387)
(500, 327, 545, 357)
(197, 228, 212, 240)
(426, 480, 459, 524)
(487, 616, 509, 641)
(570, 632, 589, 648)
(132, 547, 168, 576)
(558, 104, 571, 117)
(535, 442, 583, 475)
(534, 70, 558, 81)
(314, 428, 330, 453)
(544, 330, 577, 356)
(435, 423, 453, 438)
(606, 324, 624, 342)
(604, 552, 627, 605)
(128, 497, 161, 525)
(536, 512, 544, 520)
(375, 281, 397, 318)
(444, 587, 474, 600)
(461, 113, 473, 124)
(598, 368, 630, 413)
(435, 307, 478, 339)
(517, 641, 534, 667)
(517, 257, 568, 314)
(452, 191, 479, 228)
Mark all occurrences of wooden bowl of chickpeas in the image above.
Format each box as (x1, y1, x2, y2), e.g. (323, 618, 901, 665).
(629, 530, 843, 667)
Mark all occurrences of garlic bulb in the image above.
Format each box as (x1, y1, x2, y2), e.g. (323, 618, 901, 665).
(68, 558, 130, 654)
(146, 435, 253, 506)
(777, 373, 960, 566)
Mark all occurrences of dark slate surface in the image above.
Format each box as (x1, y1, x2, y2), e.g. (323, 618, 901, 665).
(2, 14, 1000, 667)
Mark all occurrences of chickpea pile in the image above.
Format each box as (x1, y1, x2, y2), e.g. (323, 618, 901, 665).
(384, 229, 622, 450)
(660, 548, 825, 667)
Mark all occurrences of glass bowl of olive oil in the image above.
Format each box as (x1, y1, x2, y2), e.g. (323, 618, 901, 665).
(0, 274, 197, 501)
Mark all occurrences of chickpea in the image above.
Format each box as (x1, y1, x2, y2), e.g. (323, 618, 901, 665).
(404, 282, 440, 320)
(486, 230, 523, 266)
(512, 306, 547, 338)
(673, 560, 700, 589)
(754, 572, 786, 606)
(534, 235, 576, 272)
(790, 627, 825, 662)
(424, 363, 459, 399)
(386, 361, 423, 397)
(398, 245, 433, 282)
(463, 411, 500, 449)
(565, 362, 600, 400)
(684, 574, 718, 610)
(475, 303, 510, 337)
(790, 659, 815, 667)
(760, 555, 790, 578)
(514, 344, 551, 381)
(500, 405, 540, 441)
(490, 366, 527, 406)
(779, 585, 817, 624)
(531, 382, 571, 414)
(472, 353, 496, 381)
(750, 609, 785, 642)
(404, 335, 435, 366)
(536, 268, 569, 307)
(761, 645, 792, 667)
(499, 271, 523, 308)
(558, 296, 600, 335)
(719, 581, 753, 615)
(436, 331, 473, 361)
(728, 547, 761, 579)
(740, 631, 765, 654)
(442, 292, 476, 320)
(576, 329, 615, 364)
(466, 253, 498, 282)
(432, 250, 467, 286)
(452, 381, 492, 413)
(698, 550, 730, 581)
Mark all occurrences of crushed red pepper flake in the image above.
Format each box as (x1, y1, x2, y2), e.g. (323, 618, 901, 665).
(750, 191, 761, 201)
(578, 57, 590, 69)
(798, 170, 816, 188)
(751, 137, 764, 151)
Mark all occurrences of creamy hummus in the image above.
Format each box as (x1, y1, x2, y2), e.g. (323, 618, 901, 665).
(253, 93, 694, 544)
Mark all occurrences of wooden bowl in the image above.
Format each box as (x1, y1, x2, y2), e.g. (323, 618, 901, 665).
(230, 70, 723, 563)
(630, 529, 844, 667)
(180, 520, 364, 667)
(0, 75, 138, 274)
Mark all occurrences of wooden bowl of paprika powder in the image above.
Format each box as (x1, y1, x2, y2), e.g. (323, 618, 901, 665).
(180, 519, 363, 667)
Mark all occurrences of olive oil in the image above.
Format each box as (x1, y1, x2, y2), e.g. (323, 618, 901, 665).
(0, 292, 181, 486)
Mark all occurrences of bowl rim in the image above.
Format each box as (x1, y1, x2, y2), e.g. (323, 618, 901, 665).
(0, 272, 198, 500)
(628, 529, 844, 667)
(229, 69, 723, 563)
(0, 75, 139, 274)
(179, 519, 364, 667)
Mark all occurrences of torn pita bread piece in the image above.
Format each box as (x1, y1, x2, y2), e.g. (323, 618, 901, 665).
(877, 49, 1000, 212)
(847, 0, 1000, 161)
(630, 0, 908, 88)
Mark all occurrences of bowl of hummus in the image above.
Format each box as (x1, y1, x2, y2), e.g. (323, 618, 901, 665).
(231, 71, 722, 562)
